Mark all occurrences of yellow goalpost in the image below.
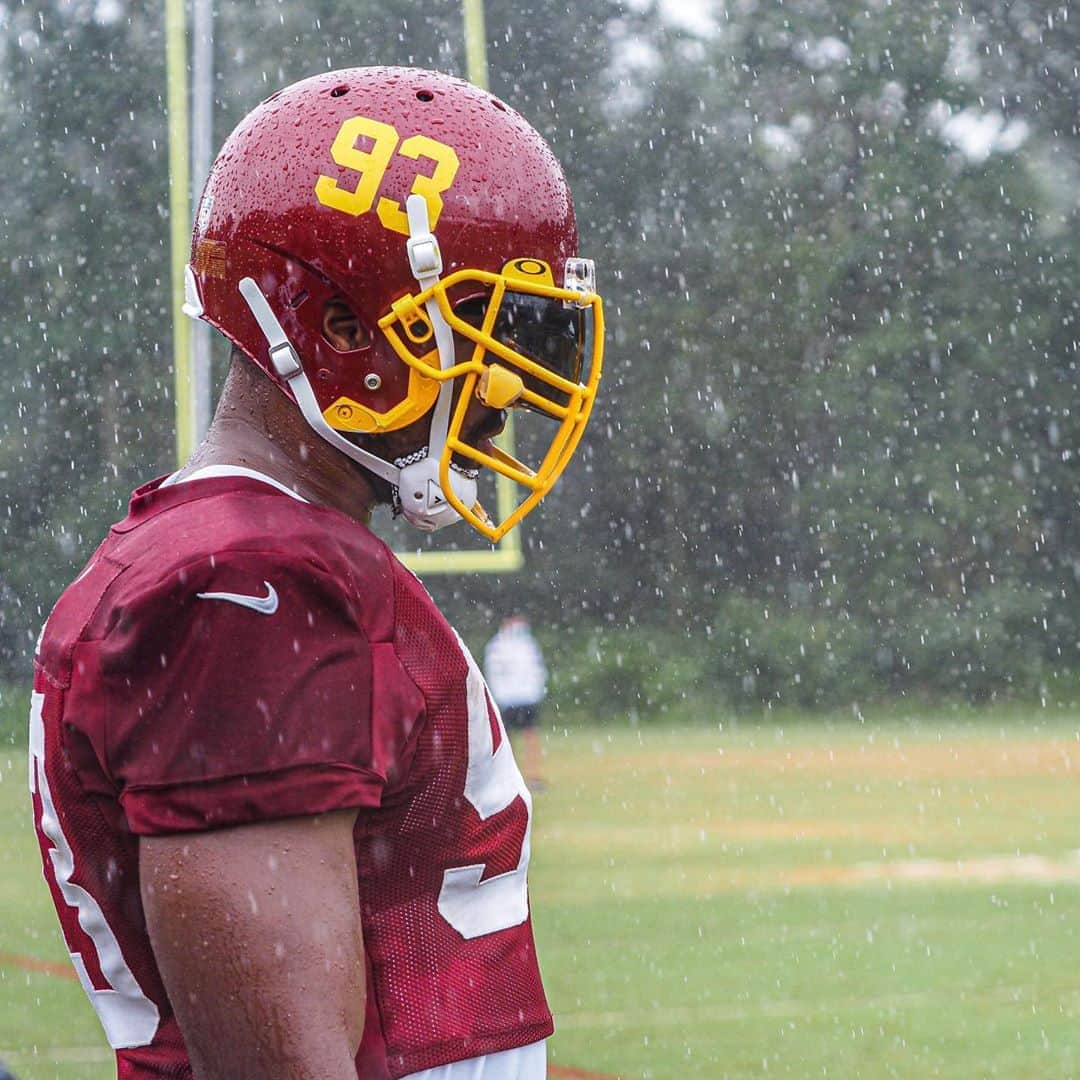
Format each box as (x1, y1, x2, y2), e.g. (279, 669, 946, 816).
(165, 0, 523, 573)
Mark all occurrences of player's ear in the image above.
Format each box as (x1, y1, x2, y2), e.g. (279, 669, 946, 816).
(322, 298, 370, 352)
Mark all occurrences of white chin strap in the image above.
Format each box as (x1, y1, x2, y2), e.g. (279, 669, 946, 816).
(393, 194, 476, 531)
(236, 194, 473, 533)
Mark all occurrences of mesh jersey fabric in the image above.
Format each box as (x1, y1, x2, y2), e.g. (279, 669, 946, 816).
(29, 474, 551, 1079)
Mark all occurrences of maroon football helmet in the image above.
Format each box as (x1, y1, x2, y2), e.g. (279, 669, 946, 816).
(185, 66, 603, 539)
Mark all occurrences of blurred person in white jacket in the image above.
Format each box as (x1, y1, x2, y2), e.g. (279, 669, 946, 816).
(484, 615, 548, 788)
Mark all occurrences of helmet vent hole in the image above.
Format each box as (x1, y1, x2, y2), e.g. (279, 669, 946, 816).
(330, 85, 349, 98)
(492, 99, 507, 112)
(289, 290, 309, 309)
(416, 89, 435, 102)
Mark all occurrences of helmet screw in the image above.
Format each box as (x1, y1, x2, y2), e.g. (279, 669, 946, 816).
(364, 373, 382, 390)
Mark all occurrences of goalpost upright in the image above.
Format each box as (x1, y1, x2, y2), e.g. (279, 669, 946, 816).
(165, 0, 524, 572)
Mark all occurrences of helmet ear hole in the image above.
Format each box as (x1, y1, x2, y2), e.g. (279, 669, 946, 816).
(321, 297, 370, 352)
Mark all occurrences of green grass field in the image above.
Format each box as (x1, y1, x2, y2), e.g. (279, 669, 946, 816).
(3, 710, 1080, 1078)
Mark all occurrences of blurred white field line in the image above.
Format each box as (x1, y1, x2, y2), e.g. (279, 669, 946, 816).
(844, 850, 1080, 885)
(536, 849, 1080, 901)
(748, 850, 1080, 890)
(556, 981, 1080, 1031)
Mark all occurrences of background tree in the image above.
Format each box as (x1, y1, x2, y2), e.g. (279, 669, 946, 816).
(1, 0, 1075, 714)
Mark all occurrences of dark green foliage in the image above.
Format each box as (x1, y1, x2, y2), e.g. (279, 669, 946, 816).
(0, 684, 29, 748)
(543, 625, 715, 723)
(709, 586, 1048, 709)
(1, 1, 1076, 711)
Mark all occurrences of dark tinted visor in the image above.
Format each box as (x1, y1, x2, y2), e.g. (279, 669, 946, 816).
(492, 291, 585, 386)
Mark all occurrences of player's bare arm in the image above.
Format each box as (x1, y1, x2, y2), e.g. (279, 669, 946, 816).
(140, 810, 364, 1080)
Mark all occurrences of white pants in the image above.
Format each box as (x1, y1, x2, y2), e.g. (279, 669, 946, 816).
(402, 1040, 546, 1080)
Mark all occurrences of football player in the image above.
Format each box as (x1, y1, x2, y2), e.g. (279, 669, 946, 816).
(483, 616, 549, 788)
(29, 67, 603, 1079)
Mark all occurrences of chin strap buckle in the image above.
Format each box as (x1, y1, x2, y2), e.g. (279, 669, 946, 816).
(269, 342, 302, 379)
(405, 196, 444, 283)
(407, 235, 443, 279)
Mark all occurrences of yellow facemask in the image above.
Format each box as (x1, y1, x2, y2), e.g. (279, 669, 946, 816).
(376, 257, 604, 541)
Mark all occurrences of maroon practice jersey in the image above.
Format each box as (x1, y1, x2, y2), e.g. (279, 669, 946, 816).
(29, 472, 551, 1078)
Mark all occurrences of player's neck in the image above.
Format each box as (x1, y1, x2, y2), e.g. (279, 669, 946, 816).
(175, 360, 379, 525)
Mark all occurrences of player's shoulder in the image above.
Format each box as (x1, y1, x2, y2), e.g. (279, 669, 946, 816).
(99, 474, 397, 635)
(116, 474, 389, 578)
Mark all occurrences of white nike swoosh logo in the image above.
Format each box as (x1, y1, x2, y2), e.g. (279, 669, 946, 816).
(196, 581, 279, 615)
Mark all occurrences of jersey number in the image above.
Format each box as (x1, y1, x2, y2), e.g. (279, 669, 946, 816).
(314, 115, 460, 236)
(29, 690, 160, 1048)
(437, 640, 533, 939)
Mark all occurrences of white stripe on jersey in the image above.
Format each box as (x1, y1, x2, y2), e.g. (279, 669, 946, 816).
(401, 1040, 547, 1080)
